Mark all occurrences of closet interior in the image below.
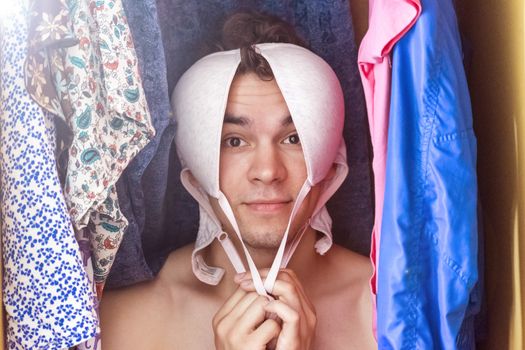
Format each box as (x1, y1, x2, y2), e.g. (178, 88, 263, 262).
(0, 0, 523, 348)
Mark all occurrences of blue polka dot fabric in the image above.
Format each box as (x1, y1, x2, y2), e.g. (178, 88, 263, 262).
(0, 1, 99, 348)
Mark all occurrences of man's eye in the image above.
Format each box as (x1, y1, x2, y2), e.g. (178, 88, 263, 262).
(225, 137, 245, 147)
(283, 133, 300, 145)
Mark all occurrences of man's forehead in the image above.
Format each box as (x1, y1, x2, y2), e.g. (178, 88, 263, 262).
(224, 73, 295, 129)
(227, 73, 285, 104)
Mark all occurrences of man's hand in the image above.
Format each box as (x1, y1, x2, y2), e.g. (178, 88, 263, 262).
(236, 269, 317, 350)
(212, 286, 282, 350)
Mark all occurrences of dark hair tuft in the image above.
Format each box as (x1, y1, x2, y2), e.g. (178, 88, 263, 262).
(211, 11, 306, 80)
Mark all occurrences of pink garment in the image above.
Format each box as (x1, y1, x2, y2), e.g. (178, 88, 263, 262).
(357, 0, 421, 335)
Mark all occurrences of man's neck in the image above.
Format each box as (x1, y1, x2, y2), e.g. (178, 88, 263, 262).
(203, 227, 321, 299)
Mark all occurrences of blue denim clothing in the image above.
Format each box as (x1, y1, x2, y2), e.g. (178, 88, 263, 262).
(155, 0, 374, 264)
(378, 0, 478, 348)
(106, 0, 173, 288)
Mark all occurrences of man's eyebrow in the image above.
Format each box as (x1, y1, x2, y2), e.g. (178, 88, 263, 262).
(223, 114, 251, 126)
(223, 115, 293, 127)
(281, 115, 293, 126)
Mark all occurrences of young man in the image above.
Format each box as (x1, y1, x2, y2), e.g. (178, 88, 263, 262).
(100, 13, 375, 349)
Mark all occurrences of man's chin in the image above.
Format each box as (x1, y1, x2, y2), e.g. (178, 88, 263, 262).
(241, 232, 285, 251)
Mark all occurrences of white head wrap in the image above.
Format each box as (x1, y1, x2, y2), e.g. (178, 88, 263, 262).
(173, 43, 348, 296)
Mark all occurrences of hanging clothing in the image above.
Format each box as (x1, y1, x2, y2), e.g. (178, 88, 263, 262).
(24, 0, 155, 293)
(133, 0, 374, 281)
(456, 203, 485, 349)
(105, 0, 175, 288)
(0, 1, 99, 348)
(358, 0, 421, 332)
(456, 34, 486, 348)
(377, 0, 478, 348)
(74, 228, 102, 350)
(24, 0, 77, 119)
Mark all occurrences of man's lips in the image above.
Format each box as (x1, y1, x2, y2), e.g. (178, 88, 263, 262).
(243, 199, 293, 213)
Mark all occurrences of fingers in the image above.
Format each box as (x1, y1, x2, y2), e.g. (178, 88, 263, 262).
(213, 286, 248, 325)
(213, 290, 278, 350)
(264, 300, 300, 332)
(251, 318, 281, 344)
(277, 269, 315, 312)
(234, 272, 247, 284)
(236, 295, 270, 334)
(268, 278, 302, 310)
(264, 300, 301, 350)
(236, 269, 302, 297)
(240, 277, 302, 314)
(237, 269, 314, 318)
(237, 268, 317, 347)
(228, 292, 260, 317)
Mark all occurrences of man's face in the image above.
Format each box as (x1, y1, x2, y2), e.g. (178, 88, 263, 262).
(210, 73, 321, 251)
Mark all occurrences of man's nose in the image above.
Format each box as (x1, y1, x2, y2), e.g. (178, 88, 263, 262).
(248, 144, 286, 185)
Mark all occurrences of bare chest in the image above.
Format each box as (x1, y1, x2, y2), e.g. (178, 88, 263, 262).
(159, 295, 220, 350)
(312, 293, 376, 349)
(157, 291, 375, 350)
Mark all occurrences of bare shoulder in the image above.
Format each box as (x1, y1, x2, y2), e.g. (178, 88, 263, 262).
(310, 244, 376, 349)
(319, 244, 373, 293)
(100, 279, 164, 349)
(320, 244, 373, 316)
(100, 244, 196, 350)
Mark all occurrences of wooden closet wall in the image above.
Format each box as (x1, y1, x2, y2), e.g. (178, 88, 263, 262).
(459, 0, 525, 348)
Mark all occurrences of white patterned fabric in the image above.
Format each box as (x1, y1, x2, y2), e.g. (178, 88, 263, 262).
(0, 1, 99, 348)
(50, 0, 155, 292)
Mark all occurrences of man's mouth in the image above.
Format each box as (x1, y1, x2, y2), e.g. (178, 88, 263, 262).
(243, 199, 293, 213)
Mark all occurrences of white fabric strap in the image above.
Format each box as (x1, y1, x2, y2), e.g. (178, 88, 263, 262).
(218, 193, 269, 296)
(217, 232, 246, 274)
(263, 181, 311, 293)
(281, 219, 311, 268)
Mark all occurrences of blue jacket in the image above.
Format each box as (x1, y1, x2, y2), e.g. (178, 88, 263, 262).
(378, 0, 478, 348)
